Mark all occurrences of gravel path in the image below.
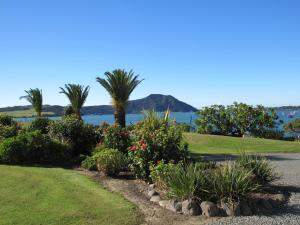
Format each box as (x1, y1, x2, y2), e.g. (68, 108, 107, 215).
(204, 153, 300, 225)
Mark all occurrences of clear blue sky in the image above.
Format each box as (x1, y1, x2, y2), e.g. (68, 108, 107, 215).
(0, 0, 299, 108)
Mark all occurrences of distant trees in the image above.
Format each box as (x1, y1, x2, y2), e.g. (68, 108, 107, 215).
(60, 84, 90, 120)
(195, 102, 282, 138)
(20, 88, 43, 117)
(284, 118, 300, 133)
(96, 69, 143, 127)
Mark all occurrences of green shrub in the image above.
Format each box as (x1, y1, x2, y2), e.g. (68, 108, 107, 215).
(81, 156, 97, 170)
(95, 149, 127, 176)
(0, 131, 71, 165)
(27, 117, 50, 134)
(102, 125, 130, 154)
(48, 115, 99, 156)
(237, 153, 277, 185)
(128, 122, 189, 179)
(149, 160, 178, 189)
(164, 163, 210, 201)
(0, 125, 19, 139)
(211, 163, 258, 202)
(0, 115, 16, 126)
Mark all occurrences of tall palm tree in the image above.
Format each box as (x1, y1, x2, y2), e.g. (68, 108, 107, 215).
(96, 69, 143, 127)
(59, 84, 90, 120)
(20, 88, 43, 117)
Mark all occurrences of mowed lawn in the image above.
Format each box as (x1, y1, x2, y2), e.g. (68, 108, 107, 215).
(184, 133, 300, 154)
(0, 165, 141, 225)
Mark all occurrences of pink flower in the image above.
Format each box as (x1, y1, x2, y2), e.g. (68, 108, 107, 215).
(131, 146, 137, 151)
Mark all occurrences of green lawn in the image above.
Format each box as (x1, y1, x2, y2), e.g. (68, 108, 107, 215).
(0, 109, 54, 117)
(184, 133, 300, 154)
(0, 165, 141, 225)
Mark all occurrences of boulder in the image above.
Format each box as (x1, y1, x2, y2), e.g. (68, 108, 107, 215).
(150, 195, 161, 203)
(148, 184, 155, 192)
(148, 190, 158, 198)
(200, 201, 220, 217)
(159, 200, 169, 208)
(166, 200, 182, 213)
(221, 202, 241, 217)
(182, 199, 202, 216)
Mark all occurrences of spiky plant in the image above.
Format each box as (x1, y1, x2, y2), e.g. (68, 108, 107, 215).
(96, 69, 143, 127)
(59, 84, 90, 120)
(20, 88, 43, 117)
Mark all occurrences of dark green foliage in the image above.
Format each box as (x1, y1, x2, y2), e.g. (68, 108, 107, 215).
(164, 163, 211, 201)
(196, 102, 281, 138)
(237, 153, 277, 185)
(0, 115, 16, 126)
(128, 114, 189, 178)
(81, 156, 97, 170)
(60, 84, 90, 119)
(63, 105, 75, 117)
(0, 131, 71, 165)
(149, 160, 179, 189)
(211, 163, 258, 202)
(27, 117, 50, 134)
(0, 125, 19, 139)
(96, 69, 143, 127)
(48, 115, 99, 156)
(20, 88, 43, 117)
(95, 148, 127, 176)
(102, 125, 130, 154)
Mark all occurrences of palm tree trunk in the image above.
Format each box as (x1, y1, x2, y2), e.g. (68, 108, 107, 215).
(115, 106, 126, 127)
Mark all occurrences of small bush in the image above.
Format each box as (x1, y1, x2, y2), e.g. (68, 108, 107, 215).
(150, 160, 178, 189)
(0, 115, 16, 126)
(164, 163, 210, 201)
(102, 125, 130, 154)
(0, 131, 71, 165)
(129, 122, 189, 179)
(27, 117, 50, 134)
(237, 153, 277, 185)
(211, 163, 258, 202)
(81, 156, 97, 170)
(95, 149, 127, 176)
(48, 115, 99, 156)
(0, 125, 19, 139)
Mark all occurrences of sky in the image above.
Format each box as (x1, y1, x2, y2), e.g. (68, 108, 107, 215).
(0, 0, 299, 108)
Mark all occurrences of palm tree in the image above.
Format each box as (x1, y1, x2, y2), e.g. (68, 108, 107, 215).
(20, 88, 43, 117)
(59, 84, 90, 120)
(96, 69, 143, 127)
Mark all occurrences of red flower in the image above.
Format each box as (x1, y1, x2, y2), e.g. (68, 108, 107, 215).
(141, 144, 147, 151)
(131, 146, 137, 151)
(140, 139, 145, 145)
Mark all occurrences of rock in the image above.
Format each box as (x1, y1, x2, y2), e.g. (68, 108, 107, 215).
(182, 199, 202, 216)
(221, 202, 241, 217)
(201, 201, 220, 217)
(148, 184, 155, 192)
(269, 194, 286, 207)
(148, 190, 158, 197)
(159, 200, 169, 208)
(150, 195, 161, 203)
(166, 200, 182, 213)
(251, 199, 273, 215)
(240, 202, 253, 216)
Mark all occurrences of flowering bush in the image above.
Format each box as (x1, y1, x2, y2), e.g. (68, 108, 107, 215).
(102, 125, 131, 154)
(128, 122, 189, 179)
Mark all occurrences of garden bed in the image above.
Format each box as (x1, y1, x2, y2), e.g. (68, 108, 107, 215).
(79, 168, 290, 225)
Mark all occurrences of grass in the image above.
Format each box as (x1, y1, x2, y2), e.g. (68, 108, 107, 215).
(0, 165, 141, 225)
(0, 109, 54, 117)
(185, 133, 300, 154)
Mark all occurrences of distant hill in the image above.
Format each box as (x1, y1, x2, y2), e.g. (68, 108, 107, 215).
(0, 94, 198, 117)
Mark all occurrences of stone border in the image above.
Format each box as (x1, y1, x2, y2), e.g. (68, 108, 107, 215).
(147, 183, 288, 218)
